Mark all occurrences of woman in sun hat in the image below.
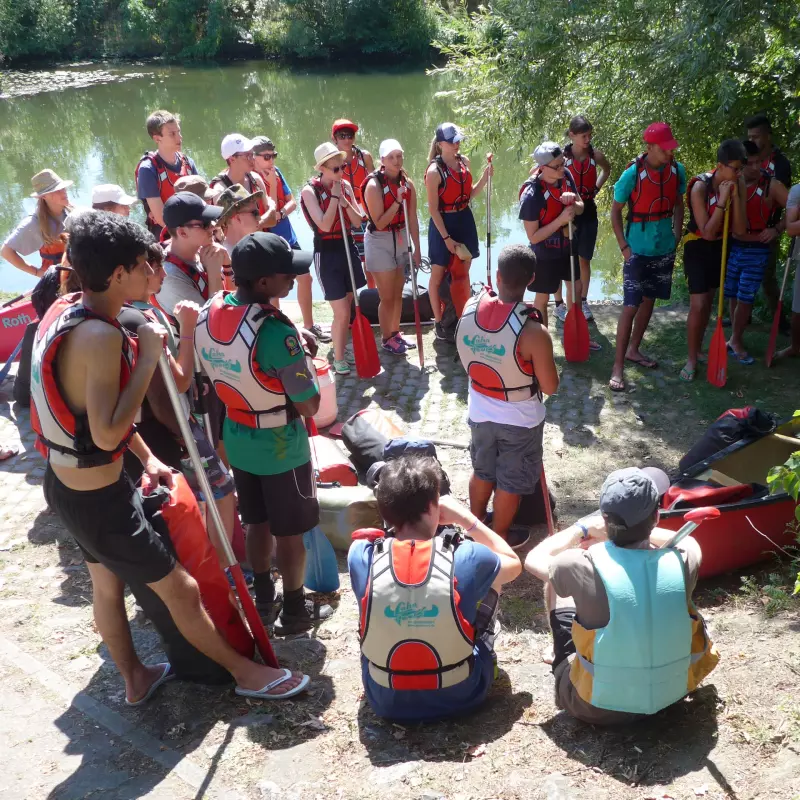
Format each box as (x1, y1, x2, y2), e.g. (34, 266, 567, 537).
(1, 169, 74, 278)
(300, 142, 367, 375)
(425, 122, 493, 339)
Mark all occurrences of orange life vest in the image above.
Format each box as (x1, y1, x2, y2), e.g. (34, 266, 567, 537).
(434, 155, 472, 213)
(361, 168, 406, 232)
(686, 171, 721, 238)
(135, 151, 194, 231)
(626, 154, 680, 232)
(744, 171, 773, 234)
(301, 177, 353, 245)
(519, 172, 578, 228)
(343, 146, 369, 205)
(209, 171, 267, 216)
(564, 144, 599, 202)
(39, 239, 65, 269)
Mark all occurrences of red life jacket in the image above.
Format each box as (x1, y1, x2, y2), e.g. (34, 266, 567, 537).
(255, 166, 290, 212)
(134, 151, 194, 230)
(564, 143, 599, 202)
(626, 153, 680, 232)
(760, 148, 781, 178)
(39, 239, 65, 269)
(744, 171, 773, 234)
(518, 172, 578, 228)
(434, 155, 472, 213)
(686, 171, 721, 237)
(301, 177, 350, 245)
(164, 250, 209, 302)
(209, 171, 267, 215)
(361, 168, 406, 232)
(343, 146, 369, 205)
(30, 294, 136, 468)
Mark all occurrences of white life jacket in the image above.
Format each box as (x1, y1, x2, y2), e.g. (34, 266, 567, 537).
(456, 290, 542, 402)
(359, 535, 476, 690)
(194, 291, 316, 429)
(30, 294, 136, 468)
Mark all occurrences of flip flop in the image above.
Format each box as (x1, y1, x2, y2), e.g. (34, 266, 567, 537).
(0, 445, 18, 462)
(125, 663, 175, 707)
(235, 669, 310, 700)
(608, 376, 626, 393)
(679, 364, 696, 382)
(589, 340, 602, 352)
(625, 355, 658, 369)
(726, 344, 755, 365)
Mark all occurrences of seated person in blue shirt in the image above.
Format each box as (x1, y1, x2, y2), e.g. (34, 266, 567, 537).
(348, 455, 521, 722)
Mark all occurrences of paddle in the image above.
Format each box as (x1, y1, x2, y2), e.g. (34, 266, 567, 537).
(402, 197, 425, 367)
(563, 220, 590, 362)
(707, 204, 731, 387)
(765, 248, 794, 367)
(661, 506, 721, 549)
(338, 202, 380, 379)
(540, 464, 556, 537)
(158, 353, 278, 668)
(449, 244, 472, 318)
(485, 153, 493, 290)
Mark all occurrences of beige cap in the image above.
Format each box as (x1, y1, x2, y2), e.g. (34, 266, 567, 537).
(31, 169, 73, 198)
(314, 142, 347, 171)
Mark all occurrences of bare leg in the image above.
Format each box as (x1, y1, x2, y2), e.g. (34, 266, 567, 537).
(372, 269, 399, 341)
(729, 299, 752, 355)
(246, 521, 273, 576)
(610, 304, 637, 388)
(564, 280, 579, 311)
(777, 312, 800, 359)
(206, 492, 237, 566)
(275, 534, 306, 594)
(329, 295, 352, 362)
(685, 292, 712, 372)
(392, 267, 406, 334)
(469, 473, 494, 521)
(428, 264, 447, 323)
(534, 292, 550, 328)
(579, 257, 591, 298)
(491, 489, 522, 540)
(296, 273, 314, 329)
(627, 296, 656, 359)
(553, 284, 564, 304)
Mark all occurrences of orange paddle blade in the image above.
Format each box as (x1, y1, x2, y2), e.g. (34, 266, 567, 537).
(449, 255, 471, 318)
(564, 305, 590, 362)
(351, 308, 380, 379)
(706, 320, 728, 387)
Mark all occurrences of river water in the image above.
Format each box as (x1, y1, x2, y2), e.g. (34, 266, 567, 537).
(0, 62, 622, 300)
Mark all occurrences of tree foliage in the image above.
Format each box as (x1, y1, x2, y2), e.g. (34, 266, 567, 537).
(436, 0, 800, 171)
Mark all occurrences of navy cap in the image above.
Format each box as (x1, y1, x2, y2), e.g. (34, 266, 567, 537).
(231, 232, 313, 280)
(162, 191, 223, 229)
(435, 122, 465, 144)
(599, 468, 660, 528)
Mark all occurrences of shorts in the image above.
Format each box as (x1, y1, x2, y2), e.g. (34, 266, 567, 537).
(527, 252, 572, 295)
(352, 219, 367, 261)
(232, 461, 319, 536)
(180, 417, 235, 502)
(622, 252, 675, 306)
(724, 242, 770, 305)
(43, 466, 176, 585)
(468, 419, 543, 495)
(683, 237, 723, 295)
(550, 607, 577, 671)
(365, 228, 407, 273)
(574, 204, 599, 261)
(428, 208, 480, 267)
(314, 239, 367, 302)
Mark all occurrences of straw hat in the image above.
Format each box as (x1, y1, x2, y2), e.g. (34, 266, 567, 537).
(216, 184, 265, 224)
(314, 142, 347, 171)
(31, 169, 73, 198)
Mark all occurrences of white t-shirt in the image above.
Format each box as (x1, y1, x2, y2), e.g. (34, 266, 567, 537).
(467, 384, 545, 428)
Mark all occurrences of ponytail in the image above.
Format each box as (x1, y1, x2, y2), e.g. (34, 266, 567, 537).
(427, 137, 441, 164)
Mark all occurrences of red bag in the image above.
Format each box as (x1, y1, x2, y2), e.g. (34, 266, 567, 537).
(310, 434, 358, 486)
(662, 481, 754, 510)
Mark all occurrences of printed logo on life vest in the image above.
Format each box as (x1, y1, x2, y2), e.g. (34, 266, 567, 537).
(201, 347, 241, 374)
(2, 312, 32, 328)
(284, 334, 301, 357)
(384, 602, 439, 627)
(461, 334, 506, 361)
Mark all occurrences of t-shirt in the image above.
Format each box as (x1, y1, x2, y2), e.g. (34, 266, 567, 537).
(468, 387, 545, 427)
(155, 252, 207, 315)
(767, 148, 792, 190)
(136, 152, 199, 200)
(518, 173, 578, 261)
(614, 160, 687, 257)
(266, 168, 298, 246)
(787, 183, 800, 211)
(3, 208, 69, 256)
(221, 294, 317, 476)
(549, 532, 700, 725)
(348, 536, 500, 721)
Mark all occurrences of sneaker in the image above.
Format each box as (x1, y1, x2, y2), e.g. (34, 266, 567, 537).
(333, 359, 350, 375)
(309, 323, 331, 343)
(395, 333, 416, 350)
(554, 303, 567, 323)
(382, 337, 407, 355)
(581, 300, 594, 321)
(273, 600, 335, 636)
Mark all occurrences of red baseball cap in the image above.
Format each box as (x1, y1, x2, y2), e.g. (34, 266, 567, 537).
(643, 122, 679, 150)
(332, 119, 359, 136)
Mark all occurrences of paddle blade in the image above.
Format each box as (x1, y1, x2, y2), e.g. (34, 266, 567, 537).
(706, 320, 728, 387)
(228, 564, 278, 667)
(540, 465, 556, 537)
(351, 308, 380, 379)
(413, 300, 425, 367)
(303, 527, 341, 594)
(449, 255, 471, 318)
(564, 305, 590, 362)
(765, 299, 783, 368)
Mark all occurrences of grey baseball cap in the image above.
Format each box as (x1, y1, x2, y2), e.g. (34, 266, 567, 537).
(532, 141, 564, 166)
(599, 467, 660, 528)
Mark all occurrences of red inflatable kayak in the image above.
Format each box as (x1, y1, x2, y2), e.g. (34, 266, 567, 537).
(0, 294, 37, 362)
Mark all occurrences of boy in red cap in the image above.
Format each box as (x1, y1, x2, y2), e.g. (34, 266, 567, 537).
(609, 123, 686, 392)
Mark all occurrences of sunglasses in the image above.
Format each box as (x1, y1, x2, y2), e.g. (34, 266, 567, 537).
(183, 221, 212, 230)
(335, 132, 355, 140)
(256, 152, 278, 160)
(325, 163, 343, 174)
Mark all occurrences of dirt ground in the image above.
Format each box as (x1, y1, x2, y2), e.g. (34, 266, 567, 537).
(1, 303, 799, 800)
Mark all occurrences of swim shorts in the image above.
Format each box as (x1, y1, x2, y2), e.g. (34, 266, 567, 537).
(683, 237, 723, 294)
(622, 252, 675, 306)
(724, 242, 770, 305)
(468, 419, 543, 495)
(314, 239, 366, 302)
(365, 228, 408, 273)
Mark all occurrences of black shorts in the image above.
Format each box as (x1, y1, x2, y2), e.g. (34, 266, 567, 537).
(44, 467, 176, 585)
(684, 237, 723, 295)
(314, 239, 366, 302)
(550, 607, 577, 672)
(528, 253, 573, 295)
(232, 461, 319, 536)
(574, 204, 599, 262)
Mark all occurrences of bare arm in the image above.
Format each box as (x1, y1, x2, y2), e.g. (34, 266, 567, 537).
(470, 156, 493, 199)
(406, 179, 422, 265)
(364, 177, 406, 232)
(786, 203, 800, 237)
(594, 148, 612, 192)
(425, 164, 450, 241)
(672, 191, 685, 244)
(146, 196, 165, 228)
(611, 200, 629, 252)
(294, 394, 321, 417)
(362, 149, 375, 174)
(281, 192, 298, 217)
(691, 181, 729, 240)
(522, 322, 559, 396)
(340, 180, 365, 227)
(253, 173, 279, 229)
(524, 517, 600, 582)
(524, 203, 575, 245)
(171, 302, 200, 394)
(0, 243, 42, 277)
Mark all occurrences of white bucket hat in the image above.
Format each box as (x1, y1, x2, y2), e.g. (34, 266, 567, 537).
(314, 142, 347, 171)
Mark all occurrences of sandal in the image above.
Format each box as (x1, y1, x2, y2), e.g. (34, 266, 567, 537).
(626, 354, 658, 369)
(235, 669, 311, 700)
(0, 445, 18, 462)
(608, 376, 626, 393)
(726, 344, 755, 365)
(589, 340, 602, 352)
(679, 364, 696, 382)
(125, 663, 175, 707)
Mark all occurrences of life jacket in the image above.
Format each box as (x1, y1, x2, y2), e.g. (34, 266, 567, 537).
(760, 147, 784, 179)
(164, 249, 209, 302)
(135, 151, 194, 231)
(569, 542, 719, 715)
(343, 146, 369, 204)
(256, 166, 290, 212)
(456, 290, 542, 402)
(518, 172, 578, 229)
(300, 177, 350, 245)
(39, 239, 65, 269)
(626, 153, 680, 232)
(743, 171, 773, 234)
(434, 155, 472, 213)
(564, 144, 599, 202)
(360, 168, 406, 233)
(194, 291, 316, 429)
(30, 294, 136, 468)
(209, 171, 267, 215)
(685, 171, 721, 237)
(359, 533, 476, 690)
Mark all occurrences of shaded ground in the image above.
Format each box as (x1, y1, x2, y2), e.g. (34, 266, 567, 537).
(1, 302, 799, 800)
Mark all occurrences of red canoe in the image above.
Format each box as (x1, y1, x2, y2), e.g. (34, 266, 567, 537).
(0, 294, 37, 362)
(660, 415, 800, 578)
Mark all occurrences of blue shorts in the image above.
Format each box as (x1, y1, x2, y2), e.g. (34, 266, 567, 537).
(724, 242, 770, 305)
(574, 203, 599, 261)
(622, 252, 675, 306)
(428, 208, 480, 267)
(314, 238, 366, 301)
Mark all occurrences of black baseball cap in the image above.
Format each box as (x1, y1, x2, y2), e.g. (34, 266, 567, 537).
(162, 191, 223, 229)
(231, 232, 313, 280)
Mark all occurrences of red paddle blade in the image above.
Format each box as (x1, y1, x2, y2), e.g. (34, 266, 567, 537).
(683, 506, 721, 523)
(706, 320, 728, 387)
(413, 302, 425, 367)
(352, 308, 380, 378)
(564, 306, 590, 362)
(765, 299, 783, 368)
(229, 564, 278, 667)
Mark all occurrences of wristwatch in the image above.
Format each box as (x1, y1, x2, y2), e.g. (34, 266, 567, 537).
(576, 522, 590, 541)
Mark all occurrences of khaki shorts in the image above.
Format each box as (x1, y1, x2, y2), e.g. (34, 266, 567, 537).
(364, 228, 408, 273)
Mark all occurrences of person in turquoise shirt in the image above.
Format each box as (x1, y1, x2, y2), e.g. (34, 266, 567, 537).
(195, 232, 334, 635)
(609, 123, 686, 393)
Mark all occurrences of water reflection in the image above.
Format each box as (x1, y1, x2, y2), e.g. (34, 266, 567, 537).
(0, 63, 621, 300)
